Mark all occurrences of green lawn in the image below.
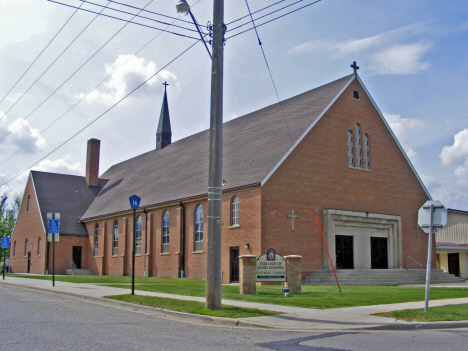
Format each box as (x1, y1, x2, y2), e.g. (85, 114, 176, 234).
(10, 274, 468, 309)
(375, 304, 468, 322)
(106, 294, 280, 318)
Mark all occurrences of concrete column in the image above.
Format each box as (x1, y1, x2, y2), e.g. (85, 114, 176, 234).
(284, 255, 302, 294)
(239, 255, 257, 294)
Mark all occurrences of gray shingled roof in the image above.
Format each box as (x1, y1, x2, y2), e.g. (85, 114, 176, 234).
(31, 171, 107, 236)
(81, 75, 353, 221)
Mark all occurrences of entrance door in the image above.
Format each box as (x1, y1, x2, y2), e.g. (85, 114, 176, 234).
(72, 246, 82, 269)
(230, 247, 239, 283)
(336, 235, 353, 269)
(371, 237, 388, 269)
(448, 253, 460, 277)
(27, 252, 31, 273)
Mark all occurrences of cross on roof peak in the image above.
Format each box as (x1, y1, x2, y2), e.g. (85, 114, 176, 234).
(351, 61, 359, 76)
(163, 81, 169, 92)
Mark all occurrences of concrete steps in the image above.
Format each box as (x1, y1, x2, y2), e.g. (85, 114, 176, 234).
(65, 269, 94, 275)
(303, 269, 465, 286)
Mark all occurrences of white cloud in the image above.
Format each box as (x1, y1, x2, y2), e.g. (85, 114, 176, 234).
(440, 128, 468, 166)
(35, 158, 83, 176)
(370, 43, 432, 75)
(80, 55, 177, 105)
(384, 113, 425, 141)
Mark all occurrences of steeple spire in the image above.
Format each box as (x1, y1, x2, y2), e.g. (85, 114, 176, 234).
(156, 82, 172, 150)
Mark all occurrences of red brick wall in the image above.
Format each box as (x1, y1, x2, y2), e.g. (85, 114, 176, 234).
(261, 79, 431, 277)
(10, 175, 47, 274)
(46, 236, 89, 274)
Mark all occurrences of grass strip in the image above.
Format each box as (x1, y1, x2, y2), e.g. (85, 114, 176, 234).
(10, 274, 468, 309)
(105, 294, 280, 318)
(374, 303, 468, 322)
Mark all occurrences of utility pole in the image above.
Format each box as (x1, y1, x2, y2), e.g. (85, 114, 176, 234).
(206, 0, 224, 310)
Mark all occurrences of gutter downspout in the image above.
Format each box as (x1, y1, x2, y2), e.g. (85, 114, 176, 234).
(179, 202, 185, 278)
(143, 209, 148, 278)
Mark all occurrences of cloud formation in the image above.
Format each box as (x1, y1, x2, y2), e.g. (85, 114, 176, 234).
(80, 55, 176, 105)
(371, 43, 432, 75)
(440, 128, 468, 166)
(384, 113, 425, 159)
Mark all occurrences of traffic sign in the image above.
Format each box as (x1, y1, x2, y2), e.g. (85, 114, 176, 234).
(48, 233, 59, 242)
(418, 200, 447, 234)
(48, 220, 59, 234)
(129, 195, 141, 209)
(1, 238, 9, 249)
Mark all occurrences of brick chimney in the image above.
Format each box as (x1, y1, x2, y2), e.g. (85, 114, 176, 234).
(86, 138, 100, 187)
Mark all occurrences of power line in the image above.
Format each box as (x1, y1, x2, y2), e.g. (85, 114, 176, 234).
(0, 1, 85, 113)
(0, 40, 199, 189)
(47, 0, 199, 39)
(0, 0, 155, 143)
(227, 0, 322, 40)
(226, 0, 286, 26)
(0, 1, 112, 134)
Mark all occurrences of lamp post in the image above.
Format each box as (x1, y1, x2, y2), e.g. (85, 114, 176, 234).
(177, 0, 224, 310)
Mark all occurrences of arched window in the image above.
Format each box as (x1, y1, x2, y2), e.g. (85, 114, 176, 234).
(13, 241, 16, 257)
(355, 123, 362, 168)
(363, 133, 370, 170)
(135, 216, 142, 255)
(24, 239, 28, 257)
(112, 220, 119, 256)
(347, 130, 354, 167)
(27, 195, 30, 213)
(162, 211, 169, 253)
(231, 196, 239, 226)
(37, 237, 41, 256)
(194, 204, 203, 252)
(93, 223, 99, 257)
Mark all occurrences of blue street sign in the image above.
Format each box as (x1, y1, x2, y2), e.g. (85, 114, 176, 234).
(1, 238, 9, 249)
(48, 220, 59, 234)
(129, 195, 141, 209)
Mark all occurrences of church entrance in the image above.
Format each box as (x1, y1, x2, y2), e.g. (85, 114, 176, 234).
(371, 237, 388, 269)
(230, 247, 239, 283)
(335, 235, 353, 269)
(72, 246, 82, 269)
(448, 253, 460, 277)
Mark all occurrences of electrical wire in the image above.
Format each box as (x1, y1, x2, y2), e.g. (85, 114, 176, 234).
(0, 1, 85, 112)
(227, 0, 322, 40)
(226, 0, 286, 26)
(47, 0, 199, 40)
(0, 40, 200, 189)
(0, 0, 155, 143)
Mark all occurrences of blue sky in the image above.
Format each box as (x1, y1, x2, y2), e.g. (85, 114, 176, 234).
(0, 0, 467, 210)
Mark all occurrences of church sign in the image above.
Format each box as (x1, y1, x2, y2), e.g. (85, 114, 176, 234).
(256, 249, 286, 282)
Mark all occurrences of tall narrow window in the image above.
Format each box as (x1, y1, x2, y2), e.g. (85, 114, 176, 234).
(112, 220, 119, 256)
(355, 123, 362, 168)
(93, 223, 99, 257)
(364, 133, 370, 170)
(231, 196, 239, 226)
(24, 239, 28, 257)
(194, 204, 203, 252)
(135, 216, 142, 255)
(13, 241, 16, 257)
(347, 130, 354, 167)
(162, 211, 169, 253)
(27, 195, 30, 213)
(37, 237, 41, 256)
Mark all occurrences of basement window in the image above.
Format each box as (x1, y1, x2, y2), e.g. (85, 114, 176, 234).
(353, 90, 360, 100)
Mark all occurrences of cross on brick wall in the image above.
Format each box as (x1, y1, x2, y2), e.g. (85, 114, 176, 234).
(287, 210, 299, 231)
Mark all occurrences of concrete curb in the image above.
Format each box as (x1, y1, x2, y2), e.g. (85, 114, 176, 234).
(0, 281, 275, 329)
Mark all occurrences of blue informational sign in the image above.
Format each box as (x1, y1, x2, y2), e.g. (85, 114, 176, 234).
(1, 238, 9, 249)
(48, 219, 59, 234)
(129, 195, 141, 209)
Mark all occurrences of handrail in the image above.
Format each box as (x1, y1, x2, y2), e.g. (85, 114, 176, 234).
(317, 256, 335, 282)
(406, 256, 436, 270)
(66, 260, 78, 270)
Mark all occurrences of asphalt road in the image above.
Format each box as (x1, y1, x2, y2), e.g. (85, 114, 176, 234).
(1, 285, 467, 351)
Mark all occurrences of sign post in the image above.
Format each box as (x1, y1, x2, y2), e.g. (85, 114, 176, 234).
(129, 195, 141, 295)
(1, 237, 9, 280)
(47, 213, 60, 287)
(418, 200, 447, 312)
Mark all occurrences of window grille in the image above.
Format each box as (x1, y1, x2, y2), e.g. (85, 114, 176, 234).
(364, 134, 370, 170)
(347, 130, 354, 167)
(135, 216, 142, 255)
(113, 220, 119, 256)
(231, 196, 239, 226)
(162, 211, 169, 253)
(94, 224, 99, 257)
(194, 205, 203, 251)
(355, 124, 362, 168)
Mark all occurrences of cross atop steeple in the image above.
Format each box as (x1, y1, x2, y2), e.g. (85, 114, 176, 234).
(350, 61, 359, 76)
(163, 81, 169, 91)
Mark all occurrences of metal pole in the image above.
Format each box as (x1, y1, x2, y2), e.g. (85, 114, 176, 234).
(206, 0, 224, 310)
(424, 204, 434, 312)
(132, 208, 136, 295)
(3, 249, 5, 280)
(52, 233, 55, 287)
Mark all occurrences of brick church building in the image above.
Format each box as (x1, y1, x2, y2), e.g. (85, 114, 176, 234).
(9, 70, 432, 283)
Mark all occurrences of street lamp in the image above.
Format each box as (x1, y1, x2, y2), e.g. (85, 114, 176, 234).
(176, 0, 224, 310)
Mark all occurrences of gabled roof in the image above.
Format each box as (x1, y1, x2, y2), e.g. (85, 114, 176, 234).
(81, 73, 431, 221)
(31, 171, 107, 236)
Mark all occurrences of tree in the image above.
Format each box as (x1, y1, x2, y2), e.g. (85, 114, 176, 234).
(1, 193, 20, 266)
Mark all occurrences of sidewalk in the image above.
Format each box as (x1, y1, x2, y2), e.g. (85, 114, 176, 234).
(2, 277, 468, 331)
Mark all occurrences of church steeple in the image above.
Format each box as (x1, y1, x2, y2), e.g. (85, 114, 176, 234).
(156, 82, 172, 150)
